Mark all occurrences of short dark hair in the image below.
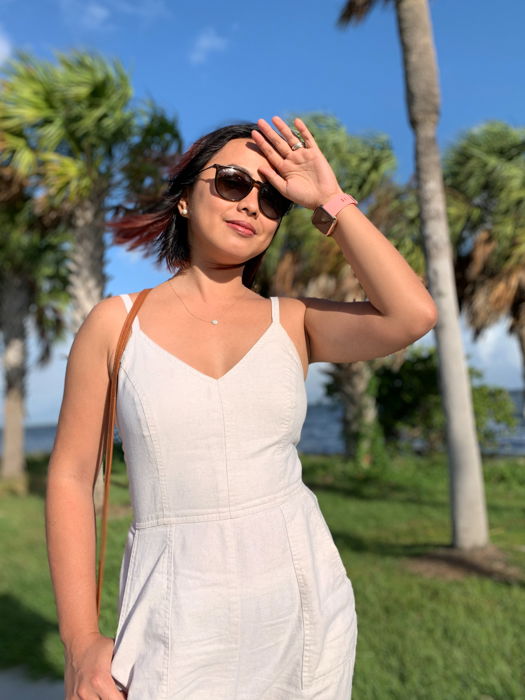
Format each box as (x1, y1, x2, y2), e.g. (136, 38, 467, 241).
(109, 122, 292, 289)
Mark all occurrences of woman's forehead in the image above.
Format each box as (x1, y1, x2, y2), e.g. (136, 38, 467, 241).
(213, 137, 267, 170)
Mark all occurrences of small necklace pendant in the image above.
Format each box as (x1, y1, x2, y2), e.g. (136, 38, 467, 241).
(211, 319, 219, 325)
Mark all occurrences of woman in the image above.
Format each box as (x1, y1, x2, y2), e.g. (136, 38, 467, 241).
(46, 115, 437, 699)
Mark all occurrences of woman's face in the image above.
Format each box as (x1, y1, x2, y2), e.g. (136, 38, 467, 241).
(180, 138, 281, 264)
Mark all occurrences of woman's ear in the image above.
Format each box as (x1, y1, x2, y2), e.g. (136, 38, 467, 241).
(176, 186, 191, 217)
(177, 197, 189, 217)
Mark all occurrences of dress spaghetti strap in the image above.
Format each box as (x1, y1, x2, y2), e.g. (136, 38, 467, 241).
(119, 293, 140, 334)
(270, 295, 280, 324)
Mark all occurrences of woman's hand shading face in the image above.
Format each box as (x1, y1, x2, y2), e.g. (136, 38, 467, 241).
(250, 115, 343, 211)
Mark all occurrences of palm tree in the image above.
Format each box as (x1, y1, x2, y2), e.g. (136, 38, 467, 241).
(444, 121, 525, 411)
(0, 51, 182, 332)
(337, 0, 489, 549)
(0, 164, 69, 489)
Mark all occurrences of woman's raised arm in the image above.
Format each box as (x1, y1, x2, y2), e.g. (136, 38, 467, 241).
(252, 115, 438, 365)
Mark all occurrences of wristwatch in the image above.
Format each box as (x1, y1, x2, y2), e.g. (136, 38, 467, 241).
(311, 192, 358, 236)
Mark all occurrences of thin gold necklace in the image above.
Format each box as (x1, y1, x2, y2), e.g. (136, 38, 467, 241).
(168, 279, 248, 325)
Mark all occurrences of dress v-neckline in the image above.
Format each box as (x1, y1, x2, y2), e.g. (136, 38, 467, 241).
(138, 319, 277, 384)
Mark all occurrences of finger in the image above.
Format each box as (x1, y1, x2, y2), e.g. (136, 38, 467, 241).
(251, 128, 284, 169)
(72, 685, 101, 699)
(271, 115, 301, 148)
(257, 164, 287, 193)
(113, 677, 128, 698)
(106, 682, 127, 699)
(110, 677, 128, 699)
(255, 118, 290, 158)
(293, 117, 317, 149)
(87, 673, 125, 700)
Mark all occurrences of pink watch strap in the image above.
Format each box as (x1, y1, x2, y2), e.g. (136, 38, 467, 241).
(322, 192, 358, 217)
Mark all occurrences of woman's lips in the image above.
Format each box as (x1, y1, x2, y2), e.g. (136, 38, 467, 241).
(226, 221, 255, 236)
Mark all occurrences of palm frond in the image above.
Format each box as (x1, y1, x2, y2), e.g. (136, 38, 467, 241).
(39, 152, 92, 202)
(337, 0, 393, 27)
(444, 120, 525, 325)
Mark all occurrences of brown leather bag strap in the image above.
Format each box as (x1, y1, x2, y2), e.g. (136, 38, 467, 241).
(96, 288, 152, 619)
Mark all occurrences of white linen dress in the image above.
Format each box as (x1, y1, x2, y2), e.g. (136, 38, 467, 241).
(110, 293, 358, 699)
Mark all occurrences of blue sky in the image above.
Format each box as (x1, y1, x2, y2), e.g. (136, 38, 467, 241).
(0, 0, 523, 425)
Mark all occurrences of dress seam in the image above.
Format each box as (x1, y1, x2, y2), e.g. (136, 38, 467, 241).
(278, 504, 308, 691)
(164, 527, 173, 699)
(275, 324, 307, 381)
(231, 521, 241, 698)
(216, 383, 232, 518)
(131, 478, 304, 527)
(114, 526, 139, 638)
(119, 361, 169, 518)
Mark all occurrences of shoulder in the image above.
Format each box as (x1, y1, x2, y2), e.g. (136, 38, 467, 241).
(71, 293, 134, 374)
(273, 295, 308, 329)
(274, 295, 307, 318)
(80, 294, 129, 337)
(275, 295, 335, 313)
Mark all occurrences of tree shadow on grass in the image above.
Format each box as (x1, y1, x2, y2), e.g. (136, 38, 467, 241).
(303, 476, 523, 516)
(333, 531, 525, 587)
(403, 543, 525, 586)
(0, 593, 61, 679)
(304, 474, 448, 509)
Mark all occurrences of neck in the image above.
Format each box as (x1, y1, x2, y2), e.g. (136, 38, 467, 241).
(170, 266, 249, 303)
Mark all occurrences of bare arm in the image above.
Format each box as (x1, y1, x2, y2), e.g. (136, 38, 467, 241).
(45, 296, 125, 698)
(251, 115, 438, 365)
(298, 202, 438, 365)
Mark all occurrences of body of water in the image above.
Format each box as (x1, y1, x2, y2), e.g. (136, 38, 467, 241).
(2, 392, 524, 457)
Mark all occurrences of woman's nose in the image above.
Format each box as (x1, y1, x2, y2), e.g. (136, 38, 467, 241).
(236, 187, 259, 217)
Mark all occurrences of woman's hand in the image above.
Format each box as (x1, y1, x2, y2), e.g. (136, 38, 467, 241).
(251, 115, 343, 210)
(64, 632, 126, 699)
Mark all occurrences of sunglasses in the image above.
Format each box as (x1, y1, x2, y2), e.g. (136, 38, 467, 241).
(198, 164, 293, 220)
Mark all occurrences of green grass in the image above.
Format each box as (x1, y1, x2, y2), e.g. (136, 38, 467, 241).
(0, 448, 524, 699)
(301, 452, 525, 699)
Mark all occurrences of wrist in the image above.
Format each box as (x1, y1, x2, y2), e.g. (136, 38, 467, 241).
(312, 188, 345, 210)
(62, 629, 101, 655)
(311, 191, 359, 236)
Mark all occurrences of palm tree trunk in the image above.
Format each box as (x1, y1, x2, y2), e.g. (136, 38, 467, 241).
(342, 362, 379, 466)
(68, 196, 108, 334)
(0, 274, 31, 490)
(68, 194, 108, 511)
(324, 361, 383, 466)
(395, 0, 489, 548)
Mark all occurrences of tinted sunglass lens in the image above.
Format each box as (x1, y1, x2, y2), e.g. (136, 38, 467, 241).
(260, 186, 290, 220)
(215, 166, 291, 220)
(216, 168, 251, 201)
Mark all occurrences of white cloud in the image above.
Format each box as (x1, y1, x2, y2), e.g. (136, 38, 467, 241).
(57, 0, 169, 30)
(415, 313, 521, 389)
(111, 0, 169, 19)
(0, 24, 12, 64)
(189, 27, 228, 65)
(84, 3, 111, 29)
(114, 245, 144, 265)
(463, 317, 521, 388)
(58, 0, 111, 30)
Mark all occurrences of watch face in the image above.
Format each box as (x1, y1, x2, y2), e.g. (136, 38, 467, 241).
(312, 206, 334, 234)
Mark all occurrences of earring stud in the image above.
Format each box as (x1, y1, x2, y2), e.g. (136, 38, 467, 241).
(181, 207, 188, 216)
